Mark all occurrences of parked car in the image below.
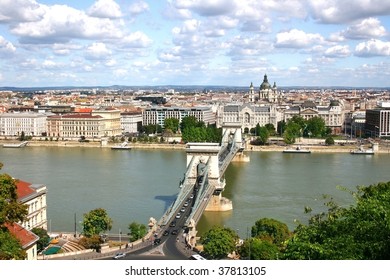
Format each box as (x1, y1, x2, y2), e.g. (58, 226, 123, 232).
(113, 252, 126, 259)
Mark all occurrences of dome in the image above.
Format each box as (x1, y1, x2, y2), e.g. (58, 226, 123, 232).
(260, 74, 271, 90)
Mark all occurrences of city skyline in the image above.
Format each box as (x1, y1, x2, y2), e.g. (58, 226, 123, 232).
(0, 0, 390, 88)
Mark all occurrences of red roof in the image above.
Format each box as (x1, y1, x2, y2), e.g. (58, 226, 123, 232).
(16, 180, 35, 200)
(5, 223, 39, 249)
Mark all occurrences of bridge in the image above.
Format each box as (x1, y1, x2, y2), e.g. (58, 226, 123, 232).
(157, 123, 249, 248)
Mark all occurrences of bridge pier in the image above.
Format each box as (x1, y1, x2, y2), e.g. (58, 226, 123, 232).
(205, 192, 232, 211)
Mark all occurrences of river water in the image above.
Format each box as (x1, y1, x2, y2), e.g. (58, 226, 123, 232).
(1, 146, 389, 238)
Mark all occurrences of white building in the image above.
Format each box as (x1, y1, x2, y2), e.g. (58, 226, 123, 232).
(143, 106, 216, 127)
(0, 112, 48, 136)
(17, 180, 48, 231)
(121, 111, 142, 134)
(217, 103, 282, 133)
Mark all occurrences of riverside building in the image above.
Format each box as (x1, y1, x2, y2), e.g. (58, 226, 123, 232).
(0, 112, 48, 137)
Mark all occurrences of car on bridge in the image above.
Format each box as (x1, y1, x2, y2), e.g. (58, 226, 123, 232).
(163, 229, 170, 236)
(153, 238, 161, 245)
(169, 221, 176, 227)
(171, 229, 178, 235)
(175, 213, 181, 219)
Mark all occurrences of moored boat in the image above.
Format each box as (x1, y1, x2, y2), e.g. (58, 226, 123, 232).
(2, 141, 28, 148)
(283, 146, 311, 154)
(350, 146, 374, 155)
(111, 141, 131, 150)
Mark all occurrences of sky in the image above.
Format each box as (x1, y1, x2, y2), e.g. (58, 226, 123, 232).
(0, 0, 390, 88)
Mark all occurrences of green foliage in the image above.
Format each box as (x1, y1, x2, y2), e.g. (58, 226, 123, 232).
(264, 123, 276, 136)
(325, 136, 335, 145)
(78, 235, 102, 251)
(200, 226, 238, 259)
(82, 208, 113, 238)
(128, 222, 147, 242)
(306, 116, 326, 137)
(164, 118, 180, 133)
(0, 227, 26, 260)
(283, 181, 390, 260)
(239, 238, 280, 260)
(31, 227, 50, 252)
(181, 117, 221, 143)
(256, 126, 270, 145)
(251, 218, 290, 246)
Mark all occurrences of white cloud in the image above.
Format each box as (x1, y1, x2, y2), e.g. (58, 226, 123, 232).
(0, 36, 16, 54)
(355, 39, 390, 57)
(341, 18, 387, 40)
(129, 1, 150, 15)
(275, 29, 325, 49)
(324, 45, 351, 58)
(173, 0, 238, 17)
(10, 5, 123, 43)
(120, 31, 153, 48)
(0, 0, 45, 23)
(308, 0, 390, 24)
(85, 42, 112, 60)
(88, 0, 122, 19)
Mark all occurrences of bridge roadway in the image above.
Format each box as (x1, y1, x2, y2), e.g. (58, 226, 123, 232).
(158, 127, 243, 235)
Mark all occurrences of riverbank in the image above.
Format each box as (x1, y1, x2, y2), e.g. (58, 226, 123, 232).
(1, 139, 389, 153)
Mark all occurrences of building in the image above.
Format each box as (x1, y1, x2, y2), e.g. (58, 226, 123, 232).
(217, 103, 281, 133)
(0, 112, 48, 137)
(142, 106, 216, 127)
(16, 180, 48, 231)
(47, 113, 105, 140)
(284, 100, 344, 134)
(249, 74, 282, 103)
(91, 108, 122, 137)
(121, 111, 142, 134)
(5, 223, 39, 260)
(365, 103, 390, 138)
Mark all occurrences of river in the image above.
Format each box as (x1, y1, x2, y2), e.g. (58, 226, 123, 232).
(1, 146, 389, 238)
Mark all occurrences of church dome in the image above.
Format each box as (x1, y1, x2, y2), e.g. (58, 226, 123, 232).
(260, 74, 271, 90)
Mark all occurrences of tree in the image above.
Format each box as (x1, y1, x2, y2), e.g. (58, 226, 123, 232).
(325, 136, 335, 145)
(306, 116, 326, 138)
(200, 226, 239, 259)
(164, 118, 180, 133)
(264, 123, 276, 136)
(251, 218, 290, 246)
(180, 116, 198, 132)
(128, 222, 147, 242)
(0, 163, 28, 259)
(239, 238, 280, 260)
(256, 126, 270, 145)
(31, 227, 50, 253)
(283, 181, 390, 260)
(82, 208, 112, 238)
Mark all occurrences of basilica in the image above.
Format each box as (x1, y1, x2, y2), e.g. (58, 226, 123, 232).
(217, 74, 344, 134)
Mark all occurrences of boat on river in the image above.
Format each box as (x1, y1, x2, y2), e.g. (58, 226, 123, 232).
(350, 146, 374, 155)
(2, 141, 28, 148)
(111, 141, 131, 150)
(283, 146, 311, 154)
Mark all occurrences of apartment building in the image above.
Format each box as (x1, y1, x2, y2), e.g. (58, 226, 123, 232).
(47, 113, 105, 140)
(0, 112, 48, 136)
(143, 106, 216, 127)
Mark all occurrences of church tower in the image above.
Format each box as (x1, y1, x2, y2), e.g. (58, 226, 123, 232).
(259, 74, 279, 103)
(249, 82, 255, 102)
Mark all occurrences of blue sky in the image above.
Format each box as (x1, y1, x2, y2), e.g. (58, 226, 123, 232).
(0, 0, 390, 87)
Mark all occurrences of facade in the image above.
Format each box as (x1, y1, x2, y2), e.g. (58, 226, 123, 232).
(17, 180, 48, 231)
(217, 103, 281, 133)
(120, 111, 142, 134)
(365, 106, 390, 138)
(0, 112, 48, 136)
(47, 113, 105, 140)
(143, 106, 216, 127)
(91, 108, 122, 137)
(284, 100, 344, 134)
